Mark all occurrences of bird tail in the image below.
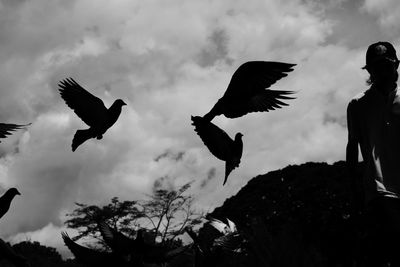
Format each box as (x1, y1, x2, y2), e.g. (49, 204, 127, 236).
(224, 158, 240, 186)
(72, 129, 93, 152)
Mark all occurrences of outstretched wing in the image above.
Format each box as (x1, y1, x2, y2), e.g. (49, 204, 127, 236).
(209, 218, 228, 234)
(98, 221, 135, 254)
(226, 218, 237, 233)
(0, 123, 30, 142)
(191, 116, 234, 161)
(58, 78, 108, 127)
(213, 232, 242, 252)
(246, 89, 295, 113)
(224, 61, 296, 99)
(61, 232, 111, 265)
(219, 61, 296, 118)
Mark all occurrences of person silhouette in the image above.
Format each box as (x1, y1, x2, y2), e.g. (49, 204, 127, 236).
(346, 41, 400, 266)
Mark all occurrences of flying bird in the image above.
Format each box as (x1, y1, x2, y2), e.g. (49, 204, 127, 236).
(61, 232, 134, 267)
(58, 78, 127, 151)
(98, 221, 189, 265)
(0, 238, 30, 267)
(208, 218, 242, 252)
(0, 188, 21, 220)
(98, 221, 137, 261)
(0, 123, 31, 143)
(203, 61, 296, 121)
(185, 219, 242, 267)
(191, 116, 243, 185)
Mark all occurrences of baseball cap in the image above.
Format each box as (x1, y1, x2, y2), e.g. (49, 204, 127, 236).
(362, 41, 399, 69)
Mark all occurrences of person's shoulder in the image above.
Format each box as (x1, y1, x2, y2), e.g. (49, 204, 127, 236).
(349, 91, 367, 105)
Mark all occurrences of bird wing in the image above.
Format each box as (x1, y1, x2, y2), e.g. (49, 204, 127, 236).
(61, 232, 111, 265)
(0, 123, 30, 142)
(58, 78, 108, 127)
(245, 90, 295, 113)
(209, 218, 228, 234)
(223, 61, 296, 99)
(213, 232, 242, 252)
(98, 221, 135, 254)
(191, 116, 234, 161)
(224, 157, 240, 186)
(226, 218, 237, 233)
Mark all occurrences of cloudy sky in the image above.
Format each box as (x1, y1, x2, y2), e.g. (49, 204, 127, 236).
(0, 0, 399, 258)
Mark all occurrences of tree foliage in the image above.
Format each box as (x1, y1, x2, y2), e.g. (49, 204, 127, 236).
(64, 197, 140, 248)
(64, 182, 203, 249)
(139, 182, 203, 243)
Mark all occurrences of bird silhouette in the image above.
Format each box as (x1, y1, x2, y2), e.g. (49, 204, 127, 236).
(0, 188, 20, 220)
(208, 218, 242, 252)
(98, 221, 137, 261)
(98, 221, 189, 265)
(58, 78, 127, 151)
(0, 238, 30, 267)
(185, 219, 242, 267)
(203, 61, 296, 121)
(61, 232, 134, 267)
(191, 116, 243, 185)
(0, 123, 31, 143)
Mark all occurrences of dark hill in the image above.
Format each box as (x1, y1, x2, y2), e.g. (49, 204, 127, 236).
(208, 161, 365, 267)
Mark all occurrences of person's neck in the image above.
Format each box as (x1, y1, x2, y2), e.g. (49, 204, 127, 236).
(374, 81, 397, 95)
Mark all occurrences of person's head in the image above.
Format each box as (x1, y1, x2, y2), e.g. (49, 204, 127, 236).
(363, 41, 399, 85)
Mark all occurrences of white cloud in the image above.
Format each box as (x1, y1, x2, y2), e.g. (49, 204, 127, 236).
(363, 0, 400, 32)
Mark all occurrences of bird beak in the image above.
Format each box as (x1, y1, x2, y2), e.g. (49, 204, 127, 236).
(16, 190, 21, 195)
(122, 101, 127, 106)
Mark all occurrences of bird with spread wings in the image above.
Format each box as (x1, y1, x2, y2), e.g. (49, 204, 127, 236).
(191, 116, 243, 186)
(98, 221, 190, 265)
(61, 232, 134, 267)
(58, 78, 127, 151)
(203, 61, 296, 121)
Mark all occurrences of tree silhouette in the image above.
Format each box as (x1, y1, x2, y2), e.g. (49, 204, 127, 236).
(0, 240, 81, 267)
(64, 197, 140, 249)
(139, 182, 203, 243)
(65, 182, 203, 250)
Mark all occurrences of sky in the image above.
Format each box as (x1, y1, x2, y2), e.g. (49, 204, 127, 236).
(0, 0, 399, 258)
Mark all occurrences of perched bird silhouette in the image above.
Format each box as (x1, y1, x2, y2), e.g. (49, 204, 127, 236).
(0, 238, 30, 267)
(58, 78, 127, 151)
(0, 123, 31, 143)
(0, 188, 21, 220)
(98, 221, 189, 265)
(61, 232, 134, 267)
(191, 116, 243, 185)
(203, 61, 296, 121)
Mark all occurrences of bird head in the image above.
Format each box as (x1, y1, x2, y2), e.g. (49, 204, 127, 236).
(7, 188, 21, 196)
(115, 99, 127, 107)
(235, 132, 244, 140)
